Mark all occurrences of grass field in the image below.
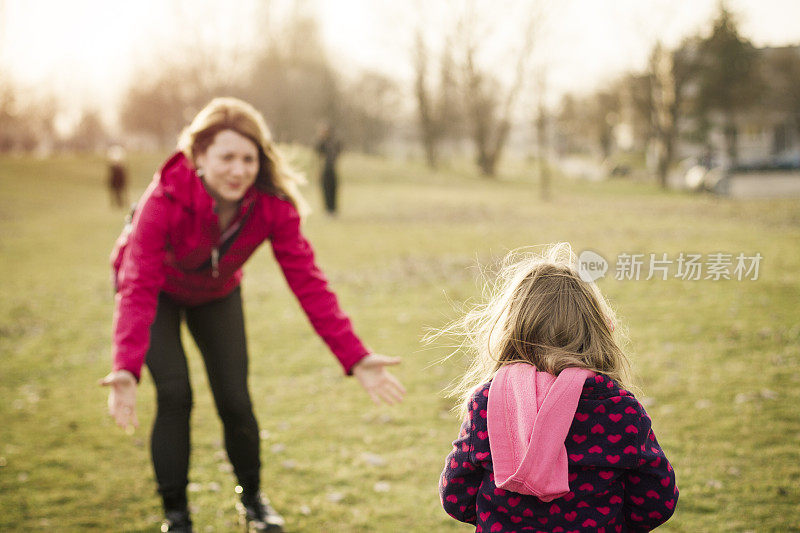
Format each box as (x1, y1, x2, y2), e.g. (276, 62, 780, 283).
(1, 149, 799, 532)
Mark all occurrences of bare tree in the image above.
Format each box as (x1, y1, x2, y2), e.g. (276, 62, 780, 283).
(414, 30, 440, 168)
(458, 1, 546, 177)
(413, 30, 462, 169)
(67, 109, 108, 152)
(342, 70, 400, 154)
(650, 42, 677, 188)
(243, 5, 342, 143)
(535, 72, 550, 200)
(0, 74, 57, 152)
(119, 59, 224, 148)
(647, 38, 700, 188)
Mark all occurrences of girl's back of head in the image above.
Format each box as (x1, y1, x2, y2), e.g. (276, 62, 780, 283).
(439, 243, 632, 417)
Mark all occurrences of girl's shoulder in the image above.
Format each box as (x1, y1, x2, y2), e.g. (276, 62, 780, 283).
(579, 373, 651, 424)
(581, 373, 636, 399)
(468, 381, 492, 413)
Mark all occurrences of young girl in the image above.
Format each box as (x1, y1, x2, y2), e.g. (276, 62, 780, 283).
(439, 244, 678, 532)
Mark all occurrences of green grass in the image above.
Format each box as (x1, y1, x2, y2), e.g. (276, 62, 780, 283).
(1, 149, 799, 532)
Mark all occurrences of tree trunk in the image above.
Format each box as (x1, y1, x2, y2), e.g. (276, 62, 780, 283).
(537, 110, 550, 201)
(724, 112, 738, 168)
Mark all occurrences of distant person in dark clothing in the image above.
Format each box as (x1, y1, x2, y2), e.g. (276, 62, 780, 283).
(315, 123, 342, 215)
(107, 145, 129, 208)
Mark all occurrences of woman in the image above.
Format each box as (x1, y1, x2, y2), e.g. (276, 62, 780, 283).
(100, 97, 405, 533)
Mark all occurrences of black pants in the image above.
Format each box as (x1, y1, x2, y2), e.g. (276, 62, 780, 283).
(145, 287, 260, 511)
(322, 167, 337, 214)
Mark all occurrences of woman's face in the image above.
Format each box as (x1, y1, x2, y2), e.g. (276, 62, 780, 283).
(195, 129, 259, 205)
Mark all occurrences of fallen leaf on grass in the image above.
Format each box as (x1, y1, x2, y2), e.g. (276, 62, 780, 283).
(326, 491, 345, 503)
(373, 482, 391, 493)
(360, 453, 386, 467)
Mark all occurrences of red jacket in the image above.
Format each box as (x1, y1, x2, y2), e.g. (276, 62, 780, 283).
(111, 152, 369, 380)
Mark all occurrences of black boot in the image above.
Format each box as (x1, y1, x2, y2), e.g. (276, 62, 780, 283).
(160, 509, 193, 532)
(236, 491, 285, 532)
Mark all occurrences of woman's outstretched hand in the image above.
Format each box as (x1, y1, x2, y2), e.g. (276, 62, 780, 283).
(352, 353, 406, 405)
(99, 370, 139, 430)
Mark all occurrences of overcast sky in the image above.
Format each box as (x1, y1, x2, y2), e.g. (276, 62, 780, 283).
(2, 0, 799, 128)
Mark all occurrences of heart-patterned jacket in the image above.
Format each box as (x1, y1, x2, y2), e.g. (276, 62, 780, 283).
(440, 372, 678, 532)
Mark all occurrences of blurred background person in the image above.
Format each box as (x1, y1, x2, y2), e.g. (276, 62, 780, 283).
(314, 121, 342, 215)
(107, 145, 129, 208)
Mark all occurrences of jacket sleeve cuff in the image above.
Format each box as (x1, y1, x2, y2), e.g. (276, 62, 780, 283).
(113, 363, 142, 383)
(341, 348, 371, 376)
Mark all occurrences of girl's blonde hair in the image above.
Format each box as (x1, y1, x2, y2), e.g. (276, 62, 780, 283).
(178, 97, 310, 217)
(438, 243, 633, 419)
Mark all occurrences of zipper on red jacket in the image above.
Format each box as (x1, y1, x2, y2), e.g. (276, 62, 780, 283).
(211, 248, 220, 278)
(205, 195, 255, 278)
